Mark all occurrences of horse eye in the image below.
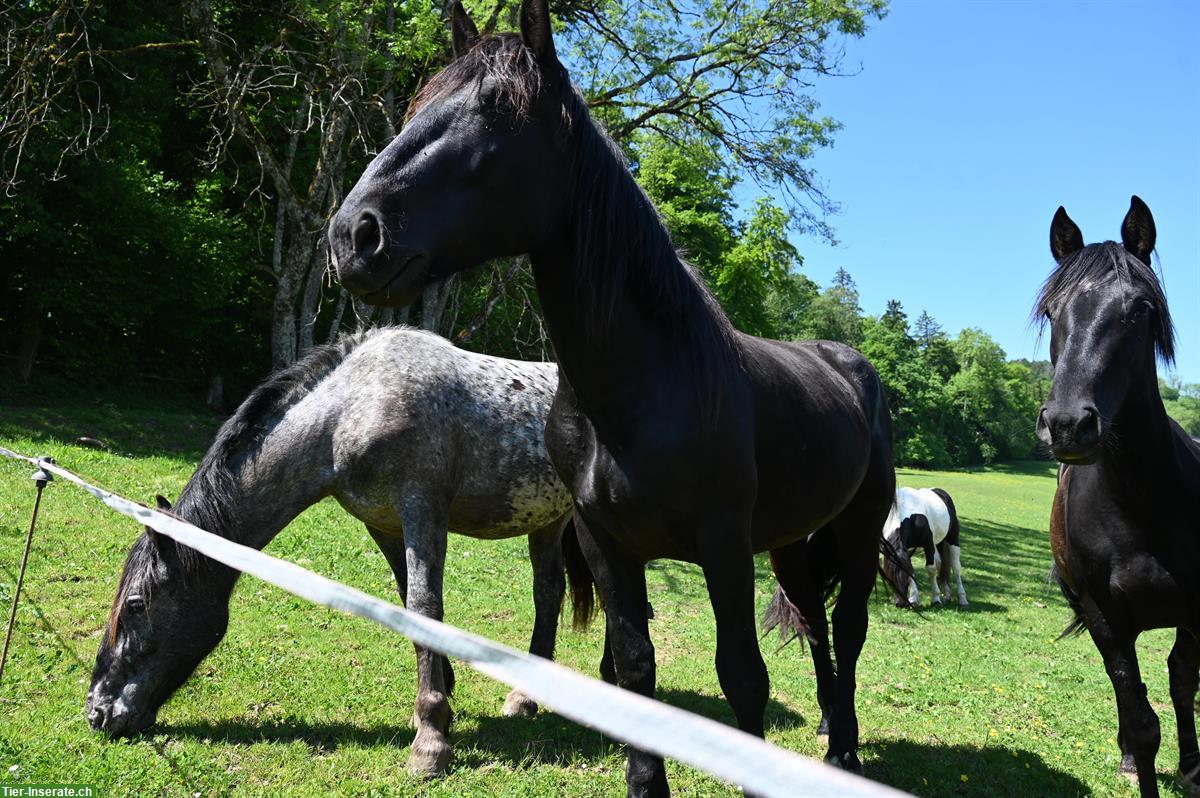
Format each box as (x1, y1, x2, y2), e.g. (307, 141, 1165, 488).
(1125, 301, 1153, 324)
(125, 595, 147, 613)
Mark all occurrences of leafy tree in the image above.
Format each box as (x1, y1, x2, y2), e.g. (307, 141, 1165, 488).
(713, 199, 802, 336)
(1162, 378, 1200, 435)
(565, 0, 887, 238)
(803, 268, 864, 346)
(632, 128, 736, 279)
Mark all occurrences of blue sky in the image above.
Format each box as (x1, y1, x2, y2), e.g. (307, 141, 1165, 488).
(745, 0, 1199, 381)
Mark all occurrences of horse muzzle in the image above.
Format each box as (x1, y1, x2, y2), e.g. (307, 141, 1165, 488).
(86, 687, 157, 737)
(1037, 402, 1102, 464)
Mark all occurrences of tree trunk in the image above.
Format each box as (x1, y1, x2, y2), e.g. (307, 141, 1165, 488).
(14, 297, 44, 384)
(421, 278, 454, 333)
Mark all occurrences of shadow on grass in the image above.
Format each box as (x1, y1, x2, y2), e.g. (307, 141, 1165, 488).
(159, 716, 411, 751)
(863, 739, 1090, 798)
(0, 401, 223, 461)
(161, 687, 805, 773)
(460, 688, 806, 769)
(960, 460, 1059, 479)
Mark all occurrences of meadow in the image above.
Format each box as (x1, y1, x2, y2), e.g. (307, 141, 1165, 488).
(0, 394, 1189, 797)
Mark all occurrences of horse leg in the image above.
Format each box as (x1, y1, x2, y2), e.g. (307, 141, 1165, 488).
(769, 535, 836, 744)
(503, 522, 567, 717)
(825, 464, 893, 773)
(396, 498, 454, 777)
(600, 625, 617, 684)
(574, 512, 665, 798)
(366, 524, 459, 729)
(919, 527, 940, 606)
(948, 544, 968, 607)
(1086, 606, 1160, 797)
(1168, 629, 1200, 793)
(699, 522, 768, 740)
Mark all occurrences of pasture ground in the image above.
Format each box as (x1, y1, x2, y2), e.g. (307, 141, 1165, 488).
(0, 392, 1190, 797)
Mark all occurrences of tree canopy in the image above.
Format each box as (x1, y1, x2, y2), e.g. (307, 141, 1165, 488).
(0, 0, 1080, 467)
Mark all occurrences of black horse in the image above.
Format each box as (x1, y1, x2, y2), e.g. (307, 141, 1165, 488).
(1039, 196, 1200, 798)
(329, 3, 900, 794)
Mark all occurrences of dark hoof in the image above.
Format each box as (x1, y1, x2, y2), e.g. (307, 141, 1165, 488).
(824, 751, 862, 774)
(1178, 761, 1200, 796)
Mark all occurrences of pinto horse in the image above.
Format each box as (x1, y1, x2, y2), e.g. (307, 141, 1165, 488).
(87, 327, 594, 776)
(1038, 197, 1200, 798)
(328, 3, 902, 792)
(881, 487, 967, 608)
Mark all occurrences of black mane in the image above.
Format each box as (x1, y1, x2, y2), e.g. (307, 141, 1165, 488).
(107, 330, 373, 638)
(176, 330, 372, 549)
(1035, 241, 1175, 363)
(414, 32, 741, 411)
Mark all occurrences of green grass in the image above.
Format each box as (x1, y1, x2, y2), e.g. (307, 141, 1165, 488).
(0, 400, 1189, 797)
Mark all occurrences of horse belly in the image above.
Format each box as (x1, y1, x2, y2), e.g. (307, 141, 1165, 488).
(449, 473, 572, 538)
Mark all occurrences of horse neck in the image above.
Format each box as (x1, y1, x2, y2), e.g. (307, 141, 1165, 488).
(528, 121, 735, 431)
(174, 403, 337, 553)
(1096, 368, 1179, 494)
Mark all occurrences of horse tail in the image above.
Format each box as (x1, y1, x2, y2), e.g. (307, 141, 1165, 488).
(761, 584, 811, 650)
(931, 487, 960, 545)
(879, 531, 917, 610)
(1051, 563, 1088, 639)
(561, 516, 597, 630)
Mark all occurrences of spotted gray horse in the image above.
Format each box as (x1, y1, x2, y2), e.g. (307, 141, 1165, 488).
(87, 327, 593, 776)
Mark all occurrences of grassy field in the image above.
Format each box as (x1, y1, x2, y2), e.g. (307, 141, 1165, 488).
(0, 394, 1190, 797)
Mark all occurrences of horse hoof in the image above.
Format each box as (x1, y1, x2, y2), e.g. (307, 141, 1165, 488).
(409, 731, 453, 777)
(1177, 770, 1200, 797)
(958, 598, 969, 608)
(502, 690, 538, 718)
(824, 751, 863, 774)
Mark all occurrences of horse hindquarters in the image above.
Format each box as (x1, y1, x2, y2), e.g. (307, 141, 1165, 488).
(765, 422, 894, 771)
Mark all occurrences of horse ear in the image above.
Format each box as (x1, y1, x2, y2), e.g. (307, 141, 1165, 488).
(520, 0, 557, 67)
(145, 494, 172, 548)
(1121, 195, 1156, 266)
(1050, 206, 1084, 263)
(450, 2, 479, 58)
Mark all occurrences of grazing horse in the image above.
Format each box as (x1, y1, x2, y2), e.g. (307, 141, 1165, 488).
(1037, 197, 1200, 798)
(327, 3, 902, 792)
(880, 487, 967, 608)
(87, 327, 594, 776)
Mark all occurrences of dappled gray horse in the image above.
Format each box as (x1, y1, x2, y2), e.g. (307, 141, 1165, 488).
(87, 327, 592, 776)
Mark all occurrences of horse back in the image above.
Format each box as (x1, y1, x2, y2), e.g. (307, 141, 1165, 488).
(738, 335, 892, 545)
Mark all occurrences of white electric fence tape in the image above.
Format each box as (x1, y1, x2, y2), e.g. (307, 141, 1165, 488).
(0, 446, 911, 798)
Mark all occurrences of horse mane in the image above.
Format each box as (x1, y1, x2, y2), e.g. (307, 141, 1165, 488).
(1034, 241, 1176, 364)
(407, 33, 550, 125)
(408, 32, 741, 415)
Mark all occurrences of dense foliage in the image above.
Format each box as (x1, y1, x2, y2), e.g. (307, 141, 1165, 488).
(6, 0, 1189, 466)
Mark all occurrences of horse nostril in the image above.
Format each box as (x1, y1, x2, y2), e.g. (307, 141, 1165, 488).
(1077, 407, 1101, 445)
(88, 704, 108, 730)
(352, 210, 386, 261)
